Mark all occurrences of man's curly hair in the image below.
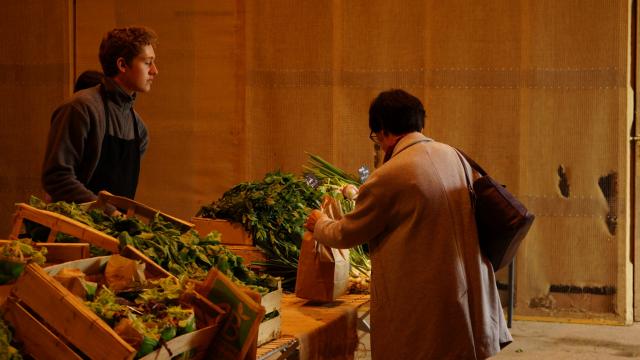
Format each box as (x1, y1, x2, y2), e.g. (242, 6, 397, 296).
(99, 26, 158, 77)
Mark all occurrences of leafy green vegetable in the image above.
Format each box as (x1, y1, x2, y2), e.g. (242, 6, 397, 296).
(86, 277, 198, 357)
(0, 239, 47, 266)
(85, 286, 129, 326)
(26, 197, 278, 294)
(197, 171, 323, 289)
(0, 318, 22, 359)
(0, 239, 47, 285)
(304, 153, 372, 285)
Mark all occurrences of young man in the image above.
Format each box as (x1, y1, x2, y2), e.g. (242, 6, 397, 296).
(306, 89, 512, 359)
(42, 27, 159, 203)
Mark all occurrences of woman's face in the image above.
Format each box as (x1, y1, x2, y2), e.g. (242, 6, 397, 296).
(374, 131, 399, 152)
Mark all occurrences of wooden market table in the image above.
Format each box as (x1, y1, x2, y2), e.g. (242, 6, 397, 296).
(257, 293, 370, 360)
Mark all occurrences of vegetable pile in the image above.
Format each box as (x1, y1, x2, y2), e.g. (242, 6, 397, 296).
(0, 318, 22, 360)
(197, 171, 323, 289)
(199, 156, 372, 294)
(0, 239, 47, 267)
(26, 197, 278, 295)
(85, 274, 199, 357)
(304, 153, 371, 294)
(0, 239, 47, 285)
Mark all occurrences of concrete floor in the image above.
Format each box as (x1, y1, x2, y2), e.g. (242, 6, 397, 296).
(494, 320, 640, 359)
(354, 314, 640, 359)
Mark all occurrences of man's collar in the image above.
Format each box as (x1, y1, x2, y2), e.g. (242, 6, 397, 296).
(102, 77, 136, 108)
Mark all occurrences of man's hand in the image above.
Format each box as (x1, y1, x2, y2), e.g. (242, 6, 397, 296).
(305, 209, 323, 232)
(111, 209, 124, 218)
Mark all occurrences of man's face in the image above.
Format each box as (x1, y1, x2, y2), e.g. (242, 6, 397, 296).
(117, 44, 158, 94)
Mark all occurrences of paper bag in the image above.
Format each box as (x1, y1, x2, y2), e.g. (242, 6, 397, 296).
(295, 197, 350, 302)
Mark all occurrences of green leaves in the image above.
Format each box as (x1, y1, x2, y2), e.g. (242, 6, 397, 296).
(198, 171, 323, 290)
(26, 196, 278, 294)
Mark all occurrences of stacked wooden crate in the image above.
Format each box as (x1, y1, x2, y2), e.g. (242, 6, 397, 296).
(191, 217, 282, 346)
(3, 249, 226, 360)
(10, 202, 121, 253)
(6, 192, 280, 354)
(190, 217, 266, 265)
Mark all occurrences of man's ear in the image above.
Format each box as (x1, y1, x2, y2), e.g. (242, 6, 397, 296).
(116, 57, 128, 73)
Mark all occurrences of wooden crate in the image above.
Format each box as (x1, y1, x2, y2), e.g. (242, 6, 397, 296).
(0, 240, 90, 305)
(5, 253, 226, 360)
(10, 203, 120, 253)
(257, 284, 283, 346)
(191, 217, 252, 245)
(95, 190, 194, 231)
(0, 240, 90, 266)
(227, 244, 268, 267)
(258, 316, 282, 347)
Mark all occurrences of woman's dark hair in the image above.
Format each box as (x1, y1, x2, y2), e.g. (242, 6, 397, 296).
(99, 26, 158, 77)
(74, 70, 104, 92)
(368, 89, 425, 135)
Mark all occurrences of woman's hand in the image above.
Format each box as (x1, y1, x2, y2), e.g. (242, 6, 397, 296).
(305, 209, 323, 232)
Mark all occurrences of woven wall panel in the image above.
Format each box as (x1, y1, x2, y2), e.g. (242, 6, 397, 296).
(0, 0, 72, 235)
(0, 0, 633, 322)
(245, 0, 633, 322)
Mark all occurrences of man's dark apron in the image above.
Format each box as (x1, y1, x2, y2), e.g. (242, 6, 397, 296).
(86, 87, 141, 199)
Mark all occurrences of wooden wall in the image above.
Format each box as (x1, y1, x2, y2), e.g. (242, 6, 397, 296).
(0, 0, 635, 323)
(0, 0, 72, 235)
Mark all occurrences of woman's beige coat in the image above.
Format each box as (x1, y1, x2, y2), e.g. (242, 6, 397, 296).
(314, 132, 512, 359)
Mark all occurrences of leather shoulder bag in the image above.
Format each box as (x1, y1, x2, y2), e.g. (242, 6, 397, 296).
(455, 148, 535, 271)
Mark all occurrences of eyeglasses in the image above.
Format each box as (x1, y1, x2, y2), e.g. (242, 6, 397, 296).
(369, 131, 380, 143)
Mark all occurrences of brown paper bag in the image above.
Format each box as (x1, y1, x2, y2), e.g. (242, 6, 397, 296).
(295, 197, 350, 302)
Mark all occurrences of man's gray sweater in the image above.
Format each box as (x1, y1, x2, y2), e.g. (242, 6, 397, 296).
(42, 77, 149, 203)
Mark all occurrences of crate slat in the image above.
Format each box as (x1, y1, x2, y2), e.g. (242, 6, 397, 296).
(139, 325, 217, 360)
(11, 264, 135, 360)
(0, 240, 90, 265)
(4, 298, 83, 360)
(191, 218, 253, 245)
(261, 286, 282, 314)
(96, 191, 194, 230)
(11, 203, 120, 253)
(257, 315, 282, 347)
(226, 245, 267, 267)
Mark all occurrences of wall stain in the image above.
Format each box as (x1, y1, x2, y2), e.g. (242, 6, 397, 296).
(529, 295, 555, 309)
(598, 172, 617, 236)
(557, 165, 570, 198)
(549, 284, 616, 295)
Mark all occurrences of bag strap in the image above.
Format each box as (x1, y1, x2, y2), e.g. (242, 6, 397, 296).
(454, 147, 488, 177)
(454, 148, 476, 207)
